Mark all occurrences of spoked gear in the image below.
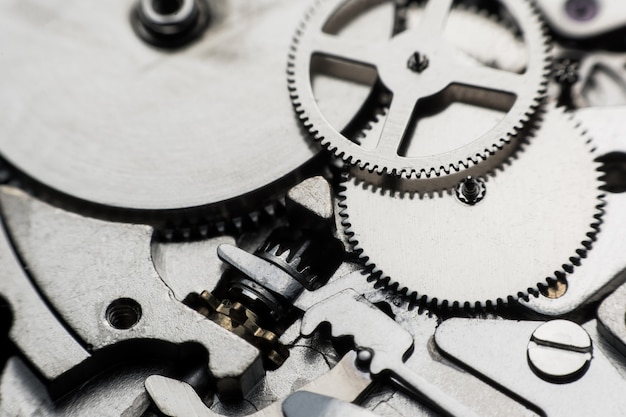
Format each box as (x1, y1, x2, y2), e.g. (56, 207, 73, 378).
(338, 104, 605, 308)
(288, 0, 551, 179)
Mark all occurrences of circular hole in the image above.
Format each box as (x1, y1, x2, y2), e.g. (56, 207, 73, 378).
(151, 0, 183, 16)
(106, 298, 142, 330)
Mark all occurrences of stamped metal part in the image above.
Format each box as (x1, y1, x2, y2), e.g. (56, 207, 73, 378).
(295, 270, 540, 417)
(152, 235, 235, 302)
(286, 176, 335, 228)
(0, 358, 53, 417)
(146, 351, 372, 417)
(598, 282, 626, 358)
(5, 1, 626, 416)
(436, 319, 626, 417)
(302, 289, 482, 417)
(0, 355, 205, 417)
(0, 202, 89, 384)
(0, 186, 262, 395)
(282, 392, 379, 417)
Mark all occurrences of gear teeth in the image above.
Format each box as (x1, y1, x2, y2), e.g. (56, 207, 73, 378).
(156, 199, 286, 243)
(257, 238, 323, 286)
(288, 0, 552, 180)
(338, 105, 606, 311)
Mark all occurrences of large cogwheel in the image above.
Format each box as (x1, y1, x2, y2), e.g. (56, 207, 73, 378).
(338, 104, 605, 308)
(0, 0, 327, 221)
(288, 0, 551, 179)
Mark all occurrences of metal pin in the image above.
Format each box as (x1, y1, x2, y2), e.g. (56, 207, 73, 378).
(455, 176, 486, 205)
(407, 52, 429, 73)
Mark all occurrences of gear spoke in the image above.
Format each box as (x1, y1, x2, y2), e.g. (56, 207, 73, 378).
(313, 32, 379, 68)
(393, 1, 410, 35)
(376, 89, 418, 155)
(289, 0, 549, 177)
(453, 65, 525, 96)
(417, 0, 454, 36)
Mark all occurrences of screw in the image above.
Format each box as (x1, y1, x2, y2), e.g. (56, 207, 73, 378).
(455, 176, 486, 206)
(565, 0, 599, 22)
(527, 320, 592, 383)
(407, 52, 429, 73)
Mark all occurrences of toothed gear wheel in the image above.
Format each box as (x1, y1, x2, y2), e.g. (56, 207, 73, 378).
(0, 0, 365, 220)
(338, 104, 604, 307)
(257, 239, 320, 289)
(256, 228, 344, 290)
(288, 0, 550, 179)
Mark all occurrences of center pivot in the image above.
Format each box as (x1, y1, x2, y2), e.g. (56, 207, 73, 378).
(407, 51, 429, 73)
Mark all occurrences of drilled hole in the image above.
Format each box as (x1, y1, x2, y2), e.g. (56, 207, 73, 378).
(152, 0, 183, 15)
(106, 298, 142, 330)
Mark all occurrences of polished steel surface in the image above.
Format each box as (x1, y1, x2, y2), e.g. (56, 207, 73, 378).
(0, 0, 320, 212)
(436, 319, 626, 417)
(339, 105, 603, 305)
(3, 1, 626, 417)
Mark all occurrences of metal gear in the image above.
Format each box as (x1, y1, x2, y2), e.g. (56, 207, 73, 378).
(189, 291, 289, 368)
(338, 104, 605, 307)
(0, 0, 363, 220)
(288, 0, 551, 179)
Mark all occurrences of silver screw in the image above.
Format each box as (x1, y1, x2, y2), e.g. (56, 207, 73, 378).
(527, 320, 592, 383)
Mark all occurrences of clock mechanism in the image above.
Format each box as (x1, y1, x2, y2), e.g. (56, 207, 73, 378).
(2, 1, 626, 416)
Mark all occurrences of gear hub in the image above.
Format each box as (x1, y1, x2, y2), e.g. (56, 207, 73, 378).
(288, 0, 550, 180)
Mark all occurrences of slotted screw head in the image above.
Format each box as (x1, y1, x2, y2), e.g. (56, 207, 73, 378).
(527, 320, 592, 383)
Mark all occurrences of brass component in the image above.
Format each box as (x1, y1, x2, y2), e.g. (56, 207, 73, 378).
(539, 278, 568, 299)
(193, 291, 289, 367)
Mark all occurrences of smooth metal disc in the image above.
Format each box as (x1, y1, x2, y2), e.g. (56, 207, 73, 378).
(0, 0, 334, 212)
